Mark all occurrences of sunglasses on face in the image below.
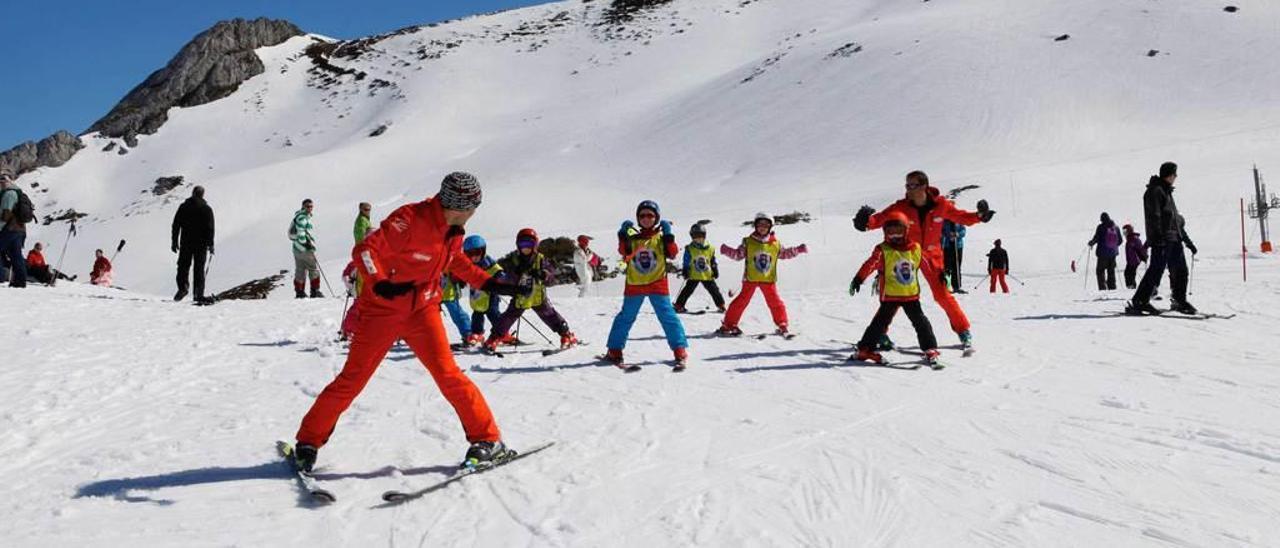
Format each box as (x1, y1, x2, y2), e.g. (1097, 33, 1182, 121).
(905, 182, 925, 190)
(637, 212, 657, 219)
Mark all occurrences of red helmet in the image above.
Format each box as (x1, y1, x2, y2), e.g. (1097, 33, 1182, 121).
(577, 234, 592, 247)
(882, 211, 911, 241)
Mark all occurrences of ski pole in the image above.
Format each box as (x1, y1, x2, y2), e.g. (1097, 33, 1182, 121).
(315, 259, 336, 298)
(109, 239, 127, 262)
(52, 219, 77, 286)
(1007, 273, 1028, 286)
(1082, 249, 1093, 291)
(519, 316, 554, 345)
(203, 250, 215, 298)
(1188, 255, 1195, 295)
(970, 274, 989, 292)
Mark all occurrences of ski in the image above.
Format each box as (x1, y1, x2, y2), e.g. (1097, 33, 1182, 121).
(276, 441, 336, 504)
(847, 356, 922, 370)
(1117, 311, 1235, 321)
(755, 331, 798, 341)
(676, 308, 708, 316)
(672, 358, 687, 372)
(380, 442, 556, 505)
(596, 354, 641, 373)
(541, 341, 590, 357)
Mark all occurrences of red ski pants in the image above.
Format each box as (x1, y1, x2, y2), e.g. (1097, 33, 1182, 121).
(723, 281, 788, 329)
(925, 267, 971, 334)
(296, 303, 501, 447)
(989, 269, 1009, 293)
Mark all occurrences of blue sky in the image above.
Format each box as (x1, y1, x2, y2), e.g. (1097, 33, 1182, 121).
(0, 0, 552, 150)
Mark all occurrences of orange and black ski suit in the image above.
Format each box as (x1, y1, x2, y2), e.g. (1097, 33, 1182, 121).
(865, 187, 982, 334)
(296, 199, 501, 447)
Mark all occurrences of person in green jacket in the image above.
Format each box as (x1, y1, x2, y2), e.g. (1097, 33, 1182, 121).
(353, 202, 372, 244)
(290, 198, 321, 298)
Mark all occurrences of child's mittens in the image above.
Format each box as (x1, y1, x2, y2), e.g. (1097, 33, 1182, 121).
(796, 244, 809, 254)
(849, 277, 863, 296)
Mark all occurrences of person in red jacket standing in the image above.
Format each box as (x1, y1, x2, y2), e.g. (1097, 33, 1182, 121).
(854, 171, 993, 350)
(292, 172, 526, 473)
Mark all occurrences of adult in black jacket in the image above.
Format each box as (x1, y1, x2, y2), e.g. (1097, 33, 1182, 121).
(171, 186, 215, 302)
(1129, 162, 1197, 315)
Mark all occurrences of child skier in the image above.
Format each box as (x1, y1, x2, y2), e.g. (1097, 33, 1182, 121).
(483, 228, 578, 352)
(1122, 224, 1148, 289)
(463, 235, 504, 347)
(986, 239, 1010, 293)
(716, 213, 808, 337)
(441, 274, 472, 341)
(849, 212, 941, 366)
(674, 222, 726, 313)
(603, 200, 689, 370)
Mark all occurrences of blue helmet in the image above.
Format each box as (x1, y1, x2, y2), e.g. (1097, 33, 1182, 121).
(636, 200, 660, 220)
(463, 235, 487, 252)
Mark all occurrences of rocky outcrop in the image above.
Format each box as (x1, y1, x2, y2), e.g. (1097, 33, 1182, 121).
(0, 131, 84, 177)
(601, 0, 676, 24)
(88, 18, 303, 141)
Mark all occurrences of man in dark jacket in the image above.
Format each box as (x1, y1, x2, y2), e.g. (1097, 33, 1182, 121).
(1129, 162, 1197, 315)
(986, 239, 1010, 293)
(171, 186, 215, 303)
(1087, 212, 1122, 290)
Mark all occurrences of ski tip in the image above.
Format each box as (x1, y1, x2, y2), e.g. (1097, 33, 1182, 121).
(622, 365, 642, 373)
(381, 491, 408, 503)
(312, 489, 337, 503)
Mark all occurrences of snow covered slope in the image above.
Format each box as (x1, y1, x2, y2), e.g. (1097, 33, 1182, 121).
(11, 0, 1280, 295)
(4, 0, 1280, 545)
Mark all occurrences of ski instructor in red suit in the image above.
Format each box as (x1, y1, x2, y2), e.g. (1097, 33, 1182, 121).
(854, 170, 994, 349)
(293, 172, 527, 473)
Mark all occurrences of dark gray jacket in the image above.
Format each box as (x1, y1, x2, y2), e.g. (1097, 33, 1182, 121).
(1143, 177, 1193, 248)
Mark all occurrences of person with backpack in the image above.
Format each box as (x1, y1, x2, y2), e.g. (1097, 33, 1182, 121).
(941, 220, 967, 293)
(1128, 162, 1198, 315)
(1122, 224, 1148, 289)
(1087, 212, 1122, 291)
(0, 168, 35, 288)
(986, 239, 1010, 293)
(289, 199, 322, 298)
(674, 222, 727, 313)
(171, 186, 215, 303)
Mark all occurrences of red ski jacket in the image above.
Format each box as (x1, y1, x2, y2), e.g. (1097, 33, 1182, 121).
(27, 249, 46, 269)
(354, 198, 493, 313)
(866, 187, 982, 269)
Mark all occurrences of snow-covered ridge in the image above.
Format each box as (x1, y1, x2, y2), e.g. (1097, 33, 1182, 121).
(11, 0, 1280, 296)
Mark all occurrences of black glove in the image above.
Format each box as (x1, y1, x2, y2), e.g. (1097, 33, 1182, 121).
(482, 276, 530, 297)
(1186, 242, 1198, 255)
(853, 206, 874, 232)
(373, 280, 415, 299)
(208, 244, 215, 255)
(171, 243, 178, 254)
(849, 277, 863, 296)
(305, 242, 316, 252)
(976, 200, 995, 223)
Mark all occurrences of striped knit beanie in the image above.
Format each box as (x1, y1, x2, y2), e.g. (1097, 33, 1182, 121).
(437, 172, 482, 210)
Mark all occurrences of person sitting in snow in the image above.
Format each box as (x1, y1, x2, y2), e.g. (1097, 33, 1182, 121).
(716, 212, 808, 337)
(90, 249, 113, 287)
(483, 228, 578, 352)
(26, 242, 75, 285)
(674, 222, 726, 313)
(849, 211, 940, 365)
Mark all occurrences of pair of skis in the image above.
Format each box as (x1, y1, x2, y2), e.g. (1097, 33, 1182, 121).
(276, 441, 555, 505)
(847, 350, 949, 370)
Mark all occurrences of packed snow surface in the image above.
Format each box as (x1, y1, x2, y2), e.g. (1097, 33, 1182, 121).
(5, 0, 1280, 545)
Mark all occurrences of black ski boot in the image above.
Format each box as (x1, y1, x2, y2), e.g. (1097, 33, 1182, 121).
(1125, 300, 1161, 316)
(1169, 299, 1198, 315)
(174, 287, 188, 302)
(295, 288, 307, 299)
(294, 443, 318, 474)
(875, 334, 895, 351)
(463, 440, 512, 469)
(310, 289, 324, 299)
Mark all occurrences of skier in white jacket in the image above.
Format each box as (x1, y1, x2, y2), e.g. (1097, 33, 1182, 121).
(573, 235, 598, 297)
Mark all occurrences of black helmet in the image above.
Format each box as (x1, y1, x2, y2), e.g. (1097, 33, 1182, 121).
(690, 223, 707, 237)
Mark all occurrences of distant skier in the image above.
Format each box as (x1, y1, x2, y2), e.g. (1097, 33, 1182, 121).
(292, 172, 527, 473)
(289, 198, 322, 298)
(941, 220, 967, 293)
(716, 213, 807, 336)
(849, 212, 941, 365)
(986, 239, 1010, 293)
(26, 242, 75, 285)
(1087, 212, 1122, 291)
(572, 235, 599, 298)
(171, 186, 215, 303)
(463, 235, 504, 347)
(854, 170, 993, 349)
(603, 200, 689, 369)
(1122, 224, 1148, 289)
(674, 222, 727, 313)
(353, 202, 372, 244)
(482, 228, 578, 352)
(1128, 162, 1198, 315)
(90, 249, 112, 287)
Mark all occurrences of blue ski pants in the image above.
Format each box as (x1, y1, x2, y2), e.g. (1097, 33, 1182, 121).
(442, 299, 472, 339)
(607, 294, 688, 351)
